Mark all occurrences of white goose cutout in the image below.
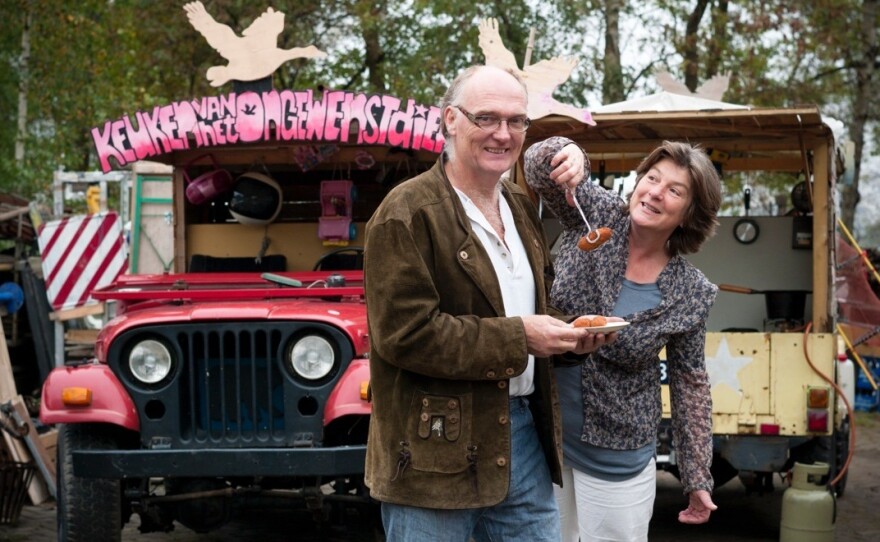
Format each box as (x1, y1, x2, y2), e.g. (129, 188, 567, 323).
(184, 1, 326, 87)
(478, 18, 594, 125)
(655, 70, 732, 102)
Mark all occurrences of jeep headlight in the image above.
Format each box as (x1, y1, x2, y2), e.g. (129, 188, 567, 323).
(128, 339, 173, 384)
(290, 335, 335, 380)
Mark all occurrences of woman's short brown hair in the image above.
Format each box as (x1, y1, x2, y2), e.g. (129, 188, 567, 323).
(625, 141, 722, 255)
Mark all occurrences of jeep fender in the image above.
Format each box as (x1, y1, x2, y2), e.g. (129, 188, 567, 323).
(40, 364, 140, 430)
(324, 358, 371, 426)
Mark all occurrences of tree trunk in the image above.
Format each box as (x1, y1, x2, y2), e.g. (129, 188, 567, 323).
(602, 0, 624, 103)
(15, 2, 31, 166)
(361, 2, 386, 93)
(683, 0, 710, 91)
(841, 0, 879, 231)
(705, 0, 729, 78)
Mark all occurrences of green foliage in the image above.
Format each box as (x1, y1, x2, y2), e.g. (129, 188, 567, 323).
(0, 0, 875, 241)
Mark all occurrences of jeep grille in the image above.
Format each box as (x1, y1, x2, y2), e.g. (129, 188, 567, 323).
(107, 322, 354, 449)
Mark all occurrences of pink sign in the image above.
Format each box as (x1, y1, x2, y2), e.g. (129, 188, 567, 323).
(92, 89, 445, 172)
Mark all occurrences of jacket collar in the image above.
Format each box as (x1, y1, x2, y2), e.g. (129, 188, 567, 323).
(434, 154, 546, 317)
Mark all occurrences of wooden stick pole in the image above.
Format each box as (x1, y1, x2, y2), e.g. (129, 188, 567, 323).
(523, 27, 536, 67)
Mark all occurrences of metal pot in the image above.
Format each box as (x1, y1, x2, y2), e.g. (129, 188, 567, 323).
(719, 284, 811, 321)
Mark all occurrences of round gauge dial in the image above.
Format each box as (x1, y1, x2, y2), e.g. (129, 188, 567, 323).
(733, 218, 759, 244)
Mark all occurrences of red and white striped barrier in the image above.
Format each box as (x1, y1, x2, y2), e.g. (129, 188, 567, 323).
(37, 212, 128, 311)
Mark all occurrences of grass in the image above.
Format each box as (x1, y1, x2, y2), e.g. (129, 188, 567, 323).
(854, 410, 880, 430)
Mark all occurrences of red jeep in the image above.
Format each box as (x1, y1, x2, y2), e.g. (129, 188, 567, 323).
(40, 87, 442, 539)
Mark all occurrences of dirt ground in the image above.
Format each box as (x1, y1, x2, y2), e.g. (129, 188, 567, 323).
(651, 411, 880, 541)
(828, 412, 880, 541)
(2, 412, 879, 541)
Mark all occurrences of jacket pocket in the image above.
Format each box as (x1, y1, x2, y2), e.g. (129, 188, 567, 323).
(408, 391, 473, 474)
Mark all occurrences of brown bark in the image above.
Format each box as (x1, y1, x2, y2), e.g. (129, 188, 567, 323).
(841, 0, 879, 231)
(361, 2, 386, 93)
(705, 0, 728, 78)
(15, 2, 32, 166)
(602, 0, 624, 103)
(683, 0, 710, 92)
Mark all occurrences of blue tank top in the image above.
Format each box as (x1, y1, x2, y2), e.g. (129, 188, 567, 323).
(556, 278, 661, 480)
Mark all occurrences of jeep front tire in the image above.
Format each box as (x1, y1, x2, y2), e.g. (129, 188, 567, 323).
(57, 423, 123, 542)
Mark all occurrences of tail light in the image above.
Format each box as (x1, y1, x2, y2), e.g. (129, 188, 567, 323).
(759, 423, 780, 435)
(806, 386, 830, 432)
(807, 387, 829, 408)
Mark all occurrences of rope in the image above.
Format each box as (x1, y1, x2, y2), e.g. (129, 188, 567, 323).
(801, 322, 856, 489)
(838, 217, 880, 285)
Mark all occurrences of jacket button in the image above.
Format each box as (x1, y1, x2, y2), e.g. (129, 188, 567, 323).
(420, 413, 430, 422)
(497, 381, 507, 389)
(486, 370, 496, 378)
(504, 367, 515, 376)
(422, 398, 429, 406)
(498, 415, 508, 425)
(496, 457, 507, 467)
(459, 250, 469, 260)
(447, 400, 457, 409)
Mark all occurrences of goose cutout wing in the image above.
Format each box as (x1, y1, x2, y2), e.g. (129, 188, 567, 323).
(478, 18, 519, 72)
(476, 18, 594, 125)
(184, 1, 240, 60)
(656, 70, 731, 102)
(184, 1, 326, 88)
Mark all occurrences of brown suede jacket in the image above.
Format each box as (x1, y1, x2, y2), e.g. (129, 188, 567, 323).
(363, 157, 567, 509)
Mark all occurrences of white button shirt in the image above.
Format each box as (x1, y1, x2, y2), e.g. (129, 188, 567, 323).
(455, 187, 536, 397)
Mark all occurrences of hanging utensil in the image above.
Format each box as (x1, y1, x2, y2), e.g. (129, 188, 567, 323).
(570, 188, 593, 229)
(569, 188, 612, 252)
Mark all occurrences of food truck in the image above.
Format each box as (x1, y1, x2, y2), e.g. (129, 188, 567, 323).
(523, 94, 850, 499)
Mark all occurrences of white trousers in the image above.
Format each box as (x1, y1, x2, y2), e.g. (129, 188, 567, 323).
(554, 459, 656, 542)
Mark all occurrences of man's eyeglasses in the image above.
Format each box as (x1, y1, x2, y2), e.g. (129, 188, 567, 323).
(454, 106, 530, 133)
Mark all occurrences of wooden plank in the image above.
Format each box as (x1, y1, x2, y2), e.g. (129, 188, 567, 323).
(64, 329, 100, 345)
(174, 168, 187, 273)
(0, 316, 17, 402)
(0, 316, 51, 503)
(49, 302, 104, 322)
(0, 206, 28, 223)
(812, 138, 832, 333)
(39, 428, 57, 473)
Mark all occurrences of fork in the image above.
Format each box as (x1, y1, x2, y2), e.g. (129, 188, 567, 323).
(569, 188, 602, 243)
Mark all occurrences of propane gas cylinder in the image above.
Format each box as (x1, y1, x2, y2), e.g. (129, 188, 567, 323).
(780, 462, 835, 542)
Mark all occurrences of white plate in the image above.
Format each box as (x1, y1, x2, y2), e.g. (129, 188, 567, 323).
(582, 321, 630, 333)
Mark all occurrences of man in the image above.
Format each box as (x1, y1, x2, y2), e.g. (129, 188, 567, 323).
(363, 65, 612, 541)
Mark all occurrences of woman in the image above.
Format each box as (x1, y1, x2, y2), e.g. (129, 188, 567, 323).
(524, 137, 721, 542)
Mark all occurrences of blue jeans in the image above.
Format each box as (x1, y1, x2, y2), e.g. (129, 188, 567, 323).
(381, 396, 561, 542)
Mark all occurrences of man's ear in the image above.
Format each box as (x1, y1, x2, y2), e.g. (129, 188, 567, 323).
(443, 106, 457, 137)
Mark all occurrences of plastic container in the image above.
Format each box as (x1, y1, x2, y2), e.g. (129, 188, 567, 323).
(837, 353, 855, 409)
